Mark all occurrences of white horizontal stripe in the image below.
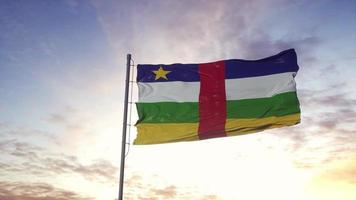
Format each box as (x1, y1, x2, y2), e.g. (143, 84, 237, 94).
(138, 72, 297, 102)
(138, 81, 200, 102)
(226, 72, 296, 100)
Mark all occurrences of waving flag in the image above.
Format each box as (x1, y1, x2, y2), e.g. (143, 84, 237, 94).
(134, 49, 300, 145)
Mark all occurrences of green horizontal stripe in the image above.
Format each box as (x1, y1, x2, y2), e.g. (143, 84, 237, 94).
(136, 92, 300, 123)
(136, 102, 199, 123)
(227, 92, 300, 119)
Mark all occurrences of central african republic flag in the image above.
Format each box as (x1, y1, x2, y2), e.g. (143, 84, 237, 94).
(134, 49, 300, 145)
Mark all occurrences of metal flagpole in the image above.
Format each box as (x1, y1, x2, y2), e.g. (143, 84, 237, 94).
(118, 54, 131, 200)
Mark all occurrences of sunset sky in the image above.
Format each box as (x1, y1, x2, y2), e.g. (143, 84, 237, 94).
(1, 0, 356, 199)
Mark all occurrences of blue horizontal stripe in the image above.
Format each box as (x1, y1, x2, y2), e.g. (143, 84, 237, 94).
(137, 49, 298, 83)
(225, 49, 299, 79)
(137, 64, 199, 82)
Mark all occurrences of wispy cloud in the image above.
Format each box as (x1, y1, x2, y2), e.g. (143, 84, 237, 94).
(271, 94, 356, 169)
(93, 0, 321, 63)
(0, 122, 56, 141)
(0, 181, 93, 200)
(0, 139, 118, 184)
(123, 173, 219, 200)
(306, 93, 356, 109)
(321, 156, 356, 184)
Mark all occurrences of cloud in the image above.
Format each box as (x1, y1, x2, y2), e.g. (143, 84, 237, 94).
(0, 121, 6, 128)
(269, 88, 356, 169)
(278, 120, 356, 170)
(0, 139, 118, 184)
(314, 154, 356, 185)
(123, 173, 219, 200)
(47, 114, 68, 124)
(297, 83, 356, 108)
(200, 195, 220, 200)
(0, 181, 93, 200)
(46, 112, 88, 139)
(0, 121, 56, 142)
(93, 0, 321, 64)
(313, 94, 356, 109)
(152, 185, 177, 199)
(44, 110, 96, 150)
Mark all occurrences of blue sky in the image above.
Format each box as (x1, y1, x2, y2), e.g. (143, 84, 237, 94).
(1, 0, 356, 199)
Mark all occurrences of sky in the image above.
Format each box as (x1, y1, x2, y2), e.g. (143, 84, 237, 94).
(1, 0, 356, 199)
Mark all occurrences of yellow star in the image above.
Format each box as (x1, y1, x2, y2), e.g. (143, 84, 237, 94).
(152, 66, 171, 80)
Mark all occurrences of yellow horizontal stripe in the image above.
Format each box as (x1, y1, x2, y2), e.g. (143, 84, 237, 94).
(134, 123, 199, 145)
(134, 113, 300, 145)
(225, 113, 300, 136)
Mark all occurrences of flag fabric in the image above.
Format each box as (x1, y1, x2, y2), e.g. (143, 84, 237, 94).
(134, 49, 300, 145)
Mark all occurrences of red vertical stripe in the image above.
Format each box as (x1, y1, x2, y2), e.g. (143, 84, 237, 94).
(198, 61, 227, 140)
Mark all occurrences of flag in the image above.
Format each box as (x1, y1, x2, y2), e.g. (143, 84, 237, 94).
(134, 49, 300, 145)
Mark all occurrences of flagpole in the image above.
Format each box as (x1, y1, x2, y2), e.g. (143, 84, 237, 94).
(118, 54, 131, 200)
